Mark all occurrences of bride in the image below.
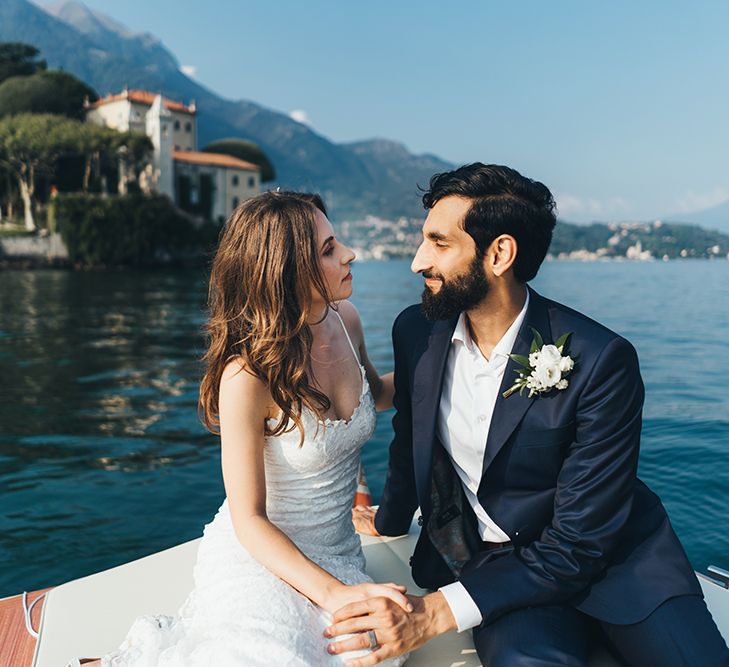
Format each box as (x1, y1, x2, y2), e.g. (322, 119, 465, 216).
(70, 191, 410, 666)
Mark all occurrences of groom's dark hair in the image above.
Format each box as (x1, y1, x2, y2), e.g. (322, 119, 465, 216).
(422, 163, 557, 282)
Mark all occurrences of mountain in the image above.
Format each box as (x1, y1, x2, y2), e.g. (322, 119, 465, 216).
(45, 1, 135, 39)
(343, 139, 452, 213)
(663, 198, 729, 234)
(0, 0, 454, 220)
(43, 1, 178, 70)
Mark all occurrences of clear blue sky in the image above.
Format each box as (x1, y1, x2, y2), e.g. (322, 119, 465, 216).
(61, 0, 729, 222)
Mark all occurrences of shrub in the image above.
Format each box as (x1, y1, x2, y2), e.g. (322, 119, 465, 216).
(56, 193, 219, 266)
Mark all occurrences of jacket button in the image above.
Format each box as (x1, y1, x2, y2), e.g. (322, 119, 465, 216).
(417, 515, 424, 526)
(409, 557, 414, 566)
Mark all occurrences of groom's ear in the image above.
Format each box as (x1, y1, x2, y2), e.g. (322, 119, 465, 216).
(489, 234, 518, 277)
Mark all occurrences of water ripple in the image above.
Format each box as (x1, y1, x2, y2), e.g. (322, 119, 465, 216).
(1, 261, 728, 596)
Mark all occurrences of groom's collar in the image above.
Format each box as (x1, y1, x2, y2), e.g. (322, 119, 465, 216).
(451, 288, 530, 361)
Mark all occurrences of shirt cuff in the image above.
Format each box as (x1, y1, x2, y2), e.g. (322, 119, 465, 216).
(438, 581, 482, 632)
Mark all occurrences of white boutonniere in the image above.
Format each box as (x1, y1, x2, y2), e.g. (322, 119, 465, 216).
(503, 328, 575, 399)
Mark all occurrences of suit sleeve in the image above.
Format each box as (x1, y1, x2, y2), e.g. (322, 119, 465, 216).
(374, 310, 419, 536)
(459, 336, 645, 624)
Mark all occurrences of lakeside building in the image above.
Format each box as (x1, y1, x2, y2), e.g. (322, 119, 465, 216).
(85, 89, 261, 221)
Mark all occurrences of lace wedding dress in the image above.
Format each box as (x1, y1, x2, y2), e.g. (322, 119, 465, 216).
(100, 312, 408, 666)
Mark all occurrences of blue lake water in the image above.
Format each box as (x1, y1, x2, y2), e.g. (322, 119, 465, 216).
(1, 259, 728, 598)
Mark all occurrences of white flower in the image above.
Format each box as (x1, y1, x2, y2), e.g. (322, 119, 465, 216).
(528, 351, 540, 366)
(525, 373, 543, 397)
(556, 378, 569, 390)
(533, 345, 565, 389)
(526, 373, 542, 390)
(559, 356, 574, 373)
(534, 361, 562, 388)
(539, 344, 562, 365)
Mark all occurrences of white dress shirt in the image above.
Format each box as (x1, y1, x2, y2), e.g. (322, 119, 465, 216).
(437, 290, 529, 632)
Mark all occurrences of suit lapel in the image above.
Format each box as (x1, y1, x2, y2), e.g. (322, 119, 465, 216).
(411, 316, 457, 516)
(481, 287, 552, 475)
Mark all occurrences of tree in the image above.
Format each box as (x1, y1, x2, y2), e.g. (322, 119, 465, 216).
(0, 114, 83, 230)
(0, 163, 15, 222)
(0, 70, 98, 120)
(105, 129, 153, 194)
(202, 138, 276, 182)
(0, 113, 154, 229)
(0, 43, 46, 86)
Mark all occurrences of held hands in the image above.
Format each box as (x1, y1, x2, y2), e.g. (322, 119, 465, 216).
(344, 507, 456, 663)
(324, 591, 457, 666)
(322, 582, 412, 616)
(352, 505, 380, 536)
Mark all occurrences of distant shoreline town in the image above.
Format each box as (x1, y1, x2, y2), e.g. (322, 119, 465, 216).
(338, 216, 729, 262)
(5, 212, 727, 269)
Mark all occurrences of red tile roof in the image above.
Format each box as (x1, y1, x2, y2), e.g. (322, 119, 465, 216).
(87, 89, 195, 114)
(173, 150, 260, 171)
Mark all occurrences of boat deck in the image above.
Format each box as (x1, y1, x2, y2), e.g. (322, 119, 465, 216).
(0, 588, 49, 667)
(3, 516, 728, 666)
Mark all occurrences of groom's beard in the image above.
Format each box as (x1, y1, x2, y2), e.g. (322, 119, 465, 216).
(420, 255, 490, 321)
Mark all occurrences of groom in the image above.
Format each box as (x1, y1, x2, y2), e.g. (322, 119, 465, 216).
(327, 164, 729, 665)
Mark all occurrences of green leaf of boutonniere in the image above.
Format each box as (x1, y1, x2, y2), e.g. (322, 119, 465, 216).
(529, 326, 544, 351)
(554, 332, 572, 351)
(509, 353, 531, 368)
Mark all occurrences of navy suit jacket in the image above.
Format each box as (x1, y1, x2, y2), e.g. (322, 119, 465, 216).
(374, 286, 701, 625)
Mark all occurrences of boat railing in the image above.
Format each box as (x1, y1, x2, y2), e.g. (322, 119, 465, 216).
(701, 565, 729, 590)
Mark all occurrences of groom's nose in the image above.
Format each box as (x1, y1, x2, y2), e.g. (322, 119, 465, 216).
(411, 240, 431, 275)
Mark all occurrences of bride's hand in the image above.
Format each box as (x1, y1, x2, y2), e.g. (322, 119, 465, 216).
(352, 505, 380, 536)
(323, 582, 412, 615)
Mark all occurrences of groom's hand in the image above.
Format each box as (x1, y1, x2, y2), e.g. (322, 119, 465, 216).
(352, 506, 380, 536)
(324, 592, 457, 665)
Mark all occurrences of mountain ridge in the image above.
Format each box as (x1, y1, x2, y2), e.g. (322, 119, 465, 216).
(45, 1, 136, 39)
(663, 198, 729, 233)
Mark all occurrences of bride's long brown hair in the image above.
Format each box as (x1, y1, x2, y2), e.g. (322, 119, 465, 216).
(198, 191, 333, 445)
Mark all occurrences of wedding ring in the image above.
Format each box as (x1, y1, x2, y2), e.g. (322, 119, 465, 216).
(366, 629, 378, 649)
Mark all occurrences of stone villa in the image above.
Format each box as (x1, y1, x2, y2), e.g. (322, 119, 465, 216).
(85, 89, 261, 221)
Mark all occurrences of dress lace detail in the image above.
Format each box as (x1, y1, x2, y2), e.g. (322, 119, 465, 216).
(101, 312, 408, 666)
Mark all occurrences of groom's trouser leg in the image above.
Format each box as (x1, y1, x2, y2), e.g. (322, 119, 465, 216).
(599, 594, 729, 667)
(471, 604, 592, 667)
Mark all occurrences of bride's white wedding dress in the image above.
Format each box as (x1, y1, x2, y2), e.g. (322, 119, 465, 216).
(101, 312, 408, 666)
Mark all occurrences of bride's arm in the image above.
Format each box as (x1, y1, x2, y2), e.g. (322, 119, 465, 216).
(337, 301, 394, 412)
(218, 358, 409, 614)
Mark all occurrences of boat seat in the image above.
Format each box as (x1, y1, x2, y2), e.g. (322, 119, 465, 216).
(32, 514, 728, 666)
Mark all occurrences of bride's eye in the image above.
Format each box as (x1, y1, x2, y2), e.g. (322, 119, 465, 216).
(323, 245, 334, 256)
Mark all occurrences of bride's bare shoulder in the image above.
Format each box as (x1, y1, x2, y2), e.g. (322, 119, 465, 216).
(220, 356, 271, 410)
(222, 354, 256, 381)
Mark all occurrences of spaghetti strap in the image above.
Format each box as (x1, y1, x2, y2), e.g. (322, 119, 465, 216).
(332, 308, 360, 365)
